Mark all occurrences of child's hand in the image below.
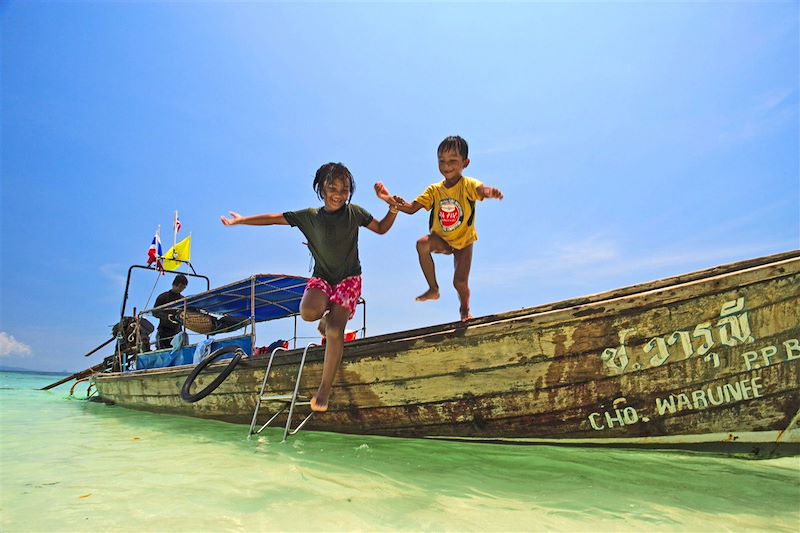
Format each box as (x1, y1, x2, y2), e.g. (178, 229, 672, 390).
(482, 187, 504, 200)
(392, 195, 409, 207)
(220, 212, 243, 226)
(374, 182, 393, 204)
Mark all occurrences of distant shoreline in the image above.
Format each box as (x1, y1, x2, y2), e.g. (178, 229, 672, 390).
(0, 367, 67, 377)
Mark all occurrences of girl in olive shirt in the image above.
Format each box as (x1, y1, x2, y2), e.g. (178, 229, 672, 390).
(221, 162, 399, 412)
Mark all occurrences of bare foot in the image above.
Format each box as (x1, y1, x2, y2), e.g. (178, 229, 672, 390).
(310, 393, 328, 412)
(460, 308, 473, 321)
(415, 288, 440, 302)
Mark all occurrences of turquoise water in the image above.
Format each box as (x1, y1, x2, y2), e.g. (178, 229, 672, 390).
(1, 371, 798, 532)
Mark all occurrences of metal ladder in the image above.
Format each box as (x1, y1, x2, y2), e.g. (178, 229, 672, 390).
(248, 342, 317, 442)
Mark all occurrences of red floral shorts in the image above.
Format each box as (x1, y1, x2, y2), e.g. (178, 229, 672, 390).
(306, 275, 362, 320)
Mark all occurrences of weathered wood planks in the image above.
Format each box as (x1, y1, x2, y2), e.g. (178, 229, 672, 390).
(93, 251, 800, 457)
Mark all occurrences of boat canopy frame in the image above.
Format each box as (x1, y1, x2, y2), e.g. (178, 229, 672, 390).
(117, 267, 367, 371)
(154, 273, 311, 323)
(120, 265, 211, 319)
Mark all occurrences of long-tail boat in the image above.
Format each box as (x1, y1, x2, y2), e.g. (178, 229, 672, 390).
(90, 251, 800, 458)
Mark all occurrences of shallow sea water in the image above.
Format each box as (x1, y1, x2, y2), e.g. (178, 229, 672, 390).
(1, 371, 798, 532)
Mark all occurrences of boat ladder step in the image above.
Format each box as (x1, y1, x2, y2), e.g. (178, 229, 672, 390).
(248, 342, 318, 442)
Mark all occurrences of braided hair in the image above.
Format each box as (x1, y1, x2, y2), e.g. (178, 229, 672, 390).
(313, 162, 355, 203)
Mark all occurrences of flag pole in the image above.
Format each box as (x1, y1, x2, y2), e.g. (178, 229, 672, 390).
(173, 210, 178, 251)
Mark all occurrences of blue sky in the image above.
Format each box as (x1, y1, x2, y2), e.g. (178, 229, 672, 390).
(1, 1, 797, 373)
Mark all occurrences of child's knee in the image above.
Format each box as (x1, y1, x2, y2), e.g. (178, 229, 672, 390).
(300, 306, 325, 322)
(416, 236, 430, 252)
(453, 278, 469, 293)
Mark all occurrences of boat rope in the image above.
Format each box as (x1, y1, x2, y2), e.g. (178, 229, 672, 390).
(142, 272, 163, 314)
(69, 377, 90, 397)
(775, 408, 800, 443)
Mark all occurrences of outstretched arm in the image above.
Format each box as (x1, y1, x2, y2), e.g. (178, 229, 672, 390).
(395, 199, 424, 215)
(374, 182, 395, 205)
(220, 212, 288, 226)
(477, 185, 503, 200)
(369, 182, 399, 235)
(366, 207, 399, 235)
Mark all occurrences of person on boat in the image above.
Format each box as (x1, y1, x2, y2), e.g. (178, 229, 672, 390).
(152, 274, 188, 349)
(391, 135, 503, 321)
(220, 162, 400, 412)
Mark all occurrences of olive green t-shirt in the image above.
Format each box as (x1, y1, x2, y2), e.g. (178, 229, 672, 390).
(283, 204, 374, 285)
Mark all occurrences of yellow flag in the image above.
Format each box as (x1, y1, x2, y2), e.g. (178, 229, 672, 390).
(162, 235, 191, 271)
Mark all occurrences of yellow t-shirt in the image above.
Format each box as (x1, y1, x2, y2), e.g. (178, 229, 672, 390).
(414, 176, 483, 250)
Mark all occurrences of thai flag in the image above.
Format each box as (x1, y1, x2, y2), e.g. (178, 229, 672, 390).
(147, 232, 164, 272)
(174, 212, 182, 234)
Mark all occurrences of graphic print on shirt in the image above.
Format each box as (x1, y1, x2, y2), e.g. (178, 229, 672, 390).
(438, 198, 464, 233)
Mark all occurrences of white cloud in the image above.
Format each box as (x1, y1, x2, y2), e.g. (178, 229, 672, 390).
(472, 237, 620, 286)
(99, 263, 127, 291)
(0, 332, 32, 358)
(753, 88, 794, 115)
(472, 238, 794, 289)
(716, 87, 797, 145)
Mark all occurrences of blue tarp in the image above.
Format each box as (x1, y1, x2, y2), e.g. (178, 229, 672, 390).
(134, 335, 253, 370)
(155, 274, 308, 323)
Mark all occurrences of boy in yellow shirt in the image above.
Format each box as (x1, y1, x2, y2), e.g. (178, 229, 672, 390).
(395, 135, 503, 321)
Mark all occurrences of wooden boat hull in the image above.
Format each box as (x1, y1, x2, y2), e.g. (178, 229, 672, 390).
(92, 252, 800, 458)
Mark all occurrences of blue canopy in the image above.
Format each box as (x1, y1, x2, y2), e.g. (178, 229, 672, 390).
(157, 274, 308, 322)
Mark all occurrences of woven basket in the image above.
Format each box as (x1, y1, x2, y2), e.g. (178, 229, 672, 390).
(179, 310, 217, 334)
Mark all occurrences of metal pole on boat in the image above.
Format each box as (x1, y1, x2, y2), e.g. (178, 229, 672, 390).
(41, 360, 109, 391)
(82, 336, 116, 358)
(172, 210, 178, 252)
(250, 276, 257, 351)
(360, 297, 367, 339)
(182, 298, 188, 352)
(114, 333, 123, 373)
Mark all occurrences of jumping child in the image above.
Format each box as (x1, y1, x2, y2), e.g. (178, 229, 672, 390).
(221, 162, 399, 412)
(394, 135, 503, 321)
